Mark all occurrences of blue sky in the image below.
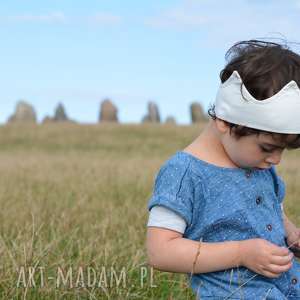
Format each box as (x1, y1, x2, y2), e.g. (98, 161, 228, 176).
(1, 0, 300, 124)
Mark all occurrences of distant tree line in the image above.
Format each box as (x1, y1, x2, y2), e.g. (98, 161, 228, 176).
(5, 99, 208, 125)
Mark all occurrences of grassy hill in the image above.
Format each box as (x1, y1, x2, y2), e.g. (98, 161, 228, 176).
(0, 123, 299, 299)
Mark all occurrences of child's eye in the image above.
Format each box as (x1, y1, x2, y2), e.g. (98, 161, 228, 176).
(260, 146, 273, 153)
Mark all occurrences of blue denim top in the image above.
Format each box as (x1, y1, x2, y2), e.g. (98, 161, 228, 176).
(147, 151, 300, 299)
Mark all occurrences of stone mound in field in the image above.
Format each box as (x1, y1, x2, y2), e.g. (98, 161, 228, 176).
(190, 102, 207, 123)
(99, 99, 118, 122)
(42, 103, 74, 124)
(8, 100, 37, 123)
(54, 103, 69, 121)
(42, 116, 53, 124)
(165, 116, 176, 124)
(142, 101, 161, 123)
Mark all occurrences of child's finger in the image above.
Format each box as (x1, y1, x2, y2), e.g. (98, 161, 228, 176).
(293, 237, 300, 247)
(266, 262, 293, 275)
(290, 235, 300, 247)
(270, 253, 293, 266)
(271, 245, 290, 256)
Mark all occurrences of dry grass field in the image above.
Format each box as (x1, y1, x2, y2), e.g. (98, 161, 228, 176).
(0, 123, 299, 299)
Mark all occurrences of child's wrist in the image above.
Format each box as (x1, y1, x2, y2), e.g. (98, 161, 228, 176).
(236, 240, 247, 267)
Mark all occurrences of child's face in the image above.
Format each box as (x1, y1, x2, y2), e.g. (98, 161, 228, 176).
(224, 133, 285, 169)
(217, 119, 296, 169)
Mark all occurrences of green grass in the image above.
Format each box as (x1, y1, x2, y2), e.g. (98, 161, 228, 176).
(0, 122, 299, 299)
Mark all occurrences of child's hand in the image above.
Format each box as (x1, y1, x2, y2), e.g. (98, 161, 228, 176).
(239, 238, 293, 278)
(286, 228, 300, 257)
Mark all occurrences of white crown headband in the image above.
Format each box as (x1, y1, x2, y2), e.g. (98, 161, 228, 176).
(213, 70, 300, 134)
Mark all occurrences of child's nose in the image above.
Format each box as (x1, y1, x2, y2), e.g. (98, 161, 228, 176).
(265, 150, 283, 165)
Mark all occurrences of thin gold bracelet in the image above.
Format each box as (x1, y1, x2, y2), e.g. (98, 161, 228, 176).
(191, 237, 203, 276)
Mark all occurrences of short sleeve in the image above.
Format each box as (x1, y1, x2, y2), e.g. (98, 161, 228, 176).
(147, 159, 194, 226)
(270, 165, 286, 205)
(147, 205, 187, 233)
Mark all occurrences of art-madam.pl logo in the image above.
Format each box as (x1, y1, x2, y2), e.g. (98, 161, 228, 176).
(16, 265, 157, 289)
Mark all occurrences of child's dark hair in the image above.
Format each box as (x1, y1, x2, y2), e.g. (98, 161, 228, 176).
(208, 39, 300, 149)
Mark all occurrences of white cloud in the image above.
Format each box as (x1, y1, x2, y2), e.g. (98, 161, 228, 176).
(145, 7, 208, 29)
(87, 13, 121, 25)
(0, 12, 121, 26)
(145, 0, 300, 48)
(4, 12, 66, 23)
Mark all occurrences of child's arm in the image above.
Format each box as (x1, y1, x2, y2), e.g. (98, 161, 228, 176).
(282, 206, 300, 254)
(283, 210, 299, 237)
(147, 227, 293, 278)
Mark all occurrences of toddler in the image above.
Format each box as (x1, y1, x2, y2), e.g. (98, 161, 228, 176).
(146, 40, 300, 299)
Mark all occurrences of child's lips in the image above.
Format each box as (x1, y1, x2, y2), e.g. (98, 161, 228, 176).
(255, 164, 272, 170)
(255, 167, 270, 170)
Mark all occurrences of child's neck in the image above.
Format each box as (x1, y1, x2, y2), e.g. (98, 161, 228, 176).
(183, 120, 240, 168)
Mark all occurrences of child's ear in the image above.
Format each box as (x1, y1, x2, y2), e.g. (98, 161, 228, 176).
(215, 118, 230, 134)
